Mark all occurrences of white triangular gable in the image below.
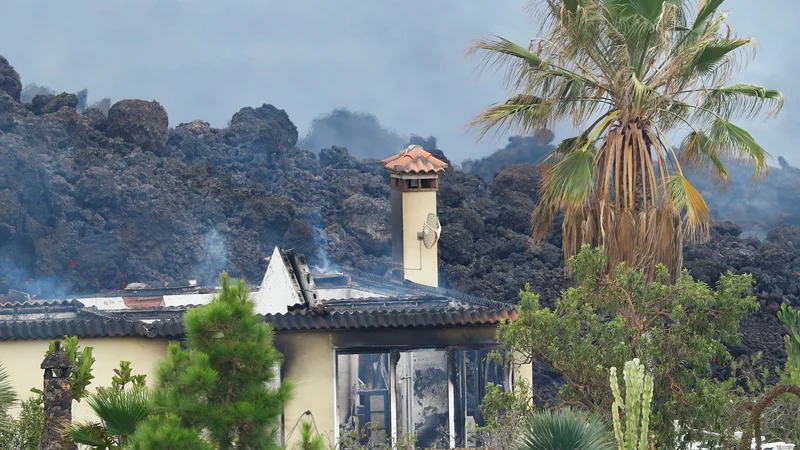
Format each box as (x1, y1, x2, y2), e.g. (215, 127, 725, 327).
(253, 246, 303, 315)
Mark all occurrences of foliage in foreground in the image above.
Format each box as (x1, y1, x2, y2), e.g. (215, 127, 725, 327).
(519, 408, 614, 450)
(293, 421, 325, 450)
(31, 336, 95, 402)
(0, 394, 43, 450)
(67, 388, 150, 449)
(610, 359, 653, 450)
(469, 0, 782, 278)
(128, 273, 291, 449)
(0, 362, 17, 435)
(777, 304, 800, 383)
(497, 246, 758, 448)
(66, 361, 150, 449)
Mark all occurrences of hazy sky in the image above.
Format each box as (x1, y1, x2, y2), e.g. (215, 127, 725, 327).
(1, 0, 795, 164)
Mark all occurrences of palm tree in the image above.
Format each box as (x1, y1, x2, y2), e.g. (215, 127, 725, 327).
(66, 387, 150, 449)
(0, 363, 17, 433)
(519, 408, 614, 450)
(469, 0, 782, 277)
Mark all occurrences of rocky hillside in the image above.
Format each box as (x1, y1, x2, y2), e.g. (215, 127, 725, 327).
(0, 55, 794, 375)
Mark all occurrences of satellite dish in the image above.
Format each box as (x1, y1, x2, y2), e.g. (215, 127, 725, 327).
(422, 213, 441, 249)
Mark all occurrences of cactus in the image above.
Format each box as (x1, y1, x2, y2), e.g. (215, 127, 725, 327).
(610, 358, 654, 450)
(778, 304, 800, 379)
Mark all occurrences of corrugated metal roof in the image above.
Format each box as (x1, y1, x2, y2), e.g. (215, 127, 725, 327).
(0, 299, 84, 309)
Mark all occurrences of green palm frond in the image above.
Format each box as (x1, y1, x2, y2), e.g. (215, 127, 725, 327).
(91, 388, 150, 438)
(469, 95, 555, 140)
(67, 388, 151, 447)
(66, 422, 109, 447)
(708, 117, 770, 180)
(547, 135, 587, 163)
(519, 408, 614, 450)
(692, 38, 752, 76)
(607, 0, 674, 23)
(687, 0, 726, 41)
(698, 83, 784, 119)
(0, 364, 17, 409)
(542, 145, 597, 206)
(681, 130, 730, 183)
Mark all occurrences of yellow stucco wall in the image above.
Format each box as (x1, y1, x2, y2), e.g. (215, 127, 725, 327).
(2, 328, 512, 448)
(513, 351, 534, 400)
(275, 331, 336, 448)
(0, 332, 337, 446)
(1, 337, 169, 421)
(401, 189, 439, 287)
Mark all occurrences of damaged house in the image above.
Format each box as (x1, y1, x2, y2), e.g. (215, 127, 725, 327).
(0, 146, 528, 448)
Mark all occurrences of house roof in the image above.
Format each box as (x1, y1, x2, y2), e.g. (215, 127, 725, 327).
(264, 305, 516, 331)
(0, 272, 515, 340)
(381, 145, 448, 175)
(0, 301, 514, 340)
(0, 300, 184, 341)
(0, 247, 516, 340)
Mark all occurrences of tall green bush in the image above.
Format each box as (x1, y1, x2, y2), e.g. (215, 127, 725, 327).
(496, 245, 758, 448)
(0, 394, 44, 450)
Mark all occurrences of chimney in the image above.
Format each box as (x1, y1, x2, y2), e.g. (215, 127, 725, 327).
(381, 145, 447, 288)
(39, 341, 77, 450)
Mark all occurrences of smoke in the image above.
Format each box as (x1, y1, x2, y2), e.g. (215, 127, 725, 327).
(20, 83, 55, 103)
(299, 108, 407, 160)
(408, 135, 437, 150)
(688, 157, 800, 239)
(89, 97, 111, 116)
(462, 132, 557, 182)
(76, 88, 88, 112)
(192, 229, 230, 284)
(303, 212, 338, 273)
(0, 249, 71, 300)
(20, 82, 109, 115)
(313, 229, 334, 273)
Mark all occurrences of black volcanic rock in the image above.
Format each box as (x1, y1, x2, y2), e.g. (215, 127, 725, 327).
(323, 223, 366, 268)
(30, 92, 79, 116)
(340, 194, 391, 255)
(0, 58, 794, 385)
(320, 146, 359, 169)
(82, 108, 109, 132)
(0, 56, 22, 102)
(107, 99, 169, 151)
(225, 104, 298, 163)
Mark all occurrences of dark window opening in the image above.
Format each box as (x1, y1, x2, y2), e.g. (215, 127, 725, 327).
(453, 349, 509, 448)
(421, 179, 436, 189)
(335, 348, 509, 449)
(337, 353, 392, 448)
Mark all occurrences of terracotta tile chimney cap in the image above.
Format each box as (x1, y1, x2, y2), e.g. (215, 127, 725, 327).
(382, 145, 448, 175)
